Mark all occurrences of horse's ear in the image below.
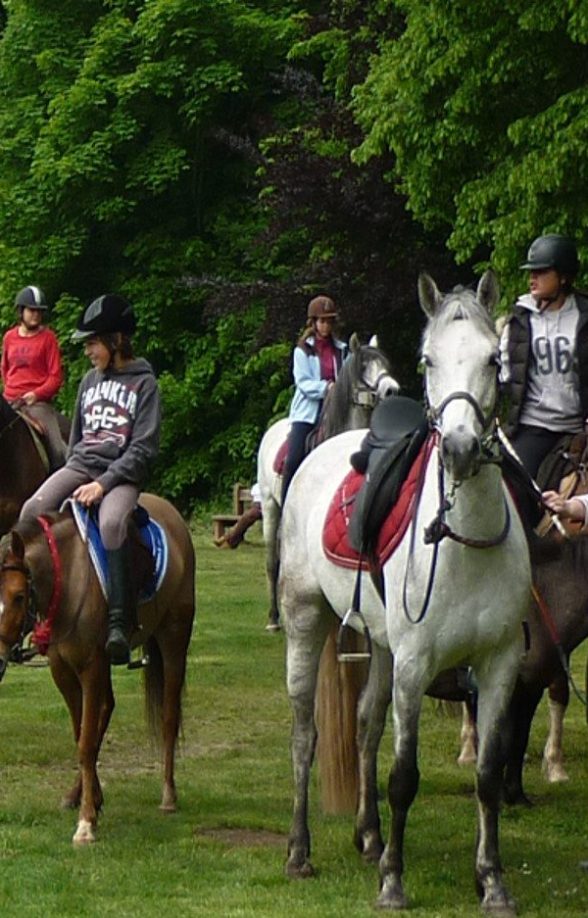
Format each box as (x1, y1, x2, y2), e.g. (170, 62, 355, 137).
(10, 531, 25, 561)
(476, 269, 500, 315)
(368, 334, 379, 348)
(349, 332, 361, 352)
(418, 272, 443, 317)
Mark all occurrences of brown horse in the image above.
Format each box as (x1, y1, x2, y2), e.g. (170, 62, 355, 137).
(0, 492, 195, 844)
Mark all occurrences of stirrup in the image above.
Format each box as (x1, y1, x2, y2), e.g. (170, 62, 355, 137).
(127, 651, 150, 670)
(336, 608, 372, 663)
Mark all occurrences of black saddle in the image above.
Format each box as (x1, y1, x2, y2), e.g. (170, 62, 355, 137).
(348, 396, 428, 559)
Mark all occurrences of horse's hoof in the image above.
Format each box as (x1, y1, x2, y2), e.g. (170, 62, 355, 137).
(375, 876, 408, 910)
(72, 819, 96, 846)
(543, 762, 569, 784)
(284, 858, 315, 879)
(480, 878, 516, 916)
(481, 894, 517, 917)
(159, 802, 177, 814)
(265, 621, 282, 632)
(503, 788, 533, 807)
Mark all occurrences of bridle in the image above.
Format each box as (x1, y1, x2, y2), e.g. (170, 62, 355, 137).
(426, 389, 496, 440)
(0, 558, 34, 655)
(351, 357, 394, 410)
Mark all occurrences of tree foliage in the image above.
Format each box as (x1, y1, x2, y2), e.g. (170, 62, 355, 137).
(353, 0, 588, 300)
(0, 0, 462, 508)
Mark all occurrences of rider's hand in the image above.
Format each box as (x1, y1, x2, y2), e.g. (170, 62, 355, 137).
(73, 481, 105, 507)
(22, 391, 37, 406)
(542, 490, 584, 522)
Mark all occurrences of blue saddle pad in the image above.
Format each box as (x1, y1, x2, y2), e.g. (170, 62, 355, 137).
(68, 501, 168, 603)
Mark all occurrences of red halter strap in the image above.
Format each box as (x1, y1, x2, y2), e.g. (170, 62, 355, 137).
(31, 514, 63, 654)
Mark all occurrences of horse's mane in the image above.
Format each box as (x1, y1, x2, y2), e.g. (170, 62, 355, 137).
(320, 355, 355, 438)
(0, 396, 19, 433)
(320, 345, 390, 440)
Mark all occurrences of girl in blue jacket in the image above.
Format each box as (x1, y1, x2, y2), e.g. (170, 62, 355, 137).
(281, 295, 347, 503)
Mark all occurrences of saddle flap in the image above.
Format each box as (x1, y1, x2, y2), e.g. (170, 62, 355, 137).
(67, 501, 168, 602)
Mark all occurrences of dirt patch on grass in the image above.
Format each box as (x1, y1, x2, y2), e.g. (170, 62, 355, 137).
(195, 826, 286, 847)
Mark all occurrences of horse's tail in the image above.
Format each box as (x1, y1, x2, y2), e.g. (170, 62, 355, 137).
(315, 620, 367, 814)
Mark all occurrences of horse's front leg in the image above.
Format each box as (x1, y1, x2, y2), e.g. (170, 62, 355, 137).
(354, 643, 392, 863)
(542, 669, 569, 783)
(72, 656, 112, 845)
(50, 652, 113, 814)
(473, 654, 519, 916)
(283, 597, 331, 878)
(376, 660, 422, 910)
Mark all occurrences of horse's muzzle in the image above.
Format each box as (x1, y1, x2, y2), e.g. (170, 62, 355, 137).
(378, 375, 400, 400)
(441, 427, 481, 480)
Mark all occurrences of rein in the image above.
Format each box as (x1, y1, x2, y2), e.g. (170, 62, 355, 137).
(402, 388, 510, 624)
(532, 584, 587, 707)
(31, 515, 63, 654)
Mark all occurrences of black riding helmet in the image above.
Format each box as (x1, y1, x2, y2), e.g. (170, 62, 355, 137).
(71, 294, 136, 342)
(520, 234, 579, 278)
(14, 286, 48, 311)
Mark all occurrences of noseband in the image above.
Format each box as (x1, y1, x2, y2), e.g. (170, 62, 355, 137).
(427, 389, 496, 438)
(353, 368, 393, 409)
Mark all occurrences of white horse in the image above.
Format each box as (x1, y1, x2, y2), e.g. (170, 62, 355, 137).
(279, 271, 531, 914)
(257, 334, 399, 630)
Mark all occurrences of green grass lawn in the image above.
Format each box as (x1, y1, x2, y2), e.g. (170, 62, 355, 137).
(0, 519, 586, 916)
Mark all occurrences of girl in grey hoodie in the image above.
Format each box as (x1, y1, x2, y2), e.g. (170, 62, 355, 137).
(20, 294, 161, 665)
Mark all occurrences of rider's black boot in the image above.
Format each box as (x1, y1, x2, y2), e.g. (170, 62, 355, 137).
(105, 546, 133, 665)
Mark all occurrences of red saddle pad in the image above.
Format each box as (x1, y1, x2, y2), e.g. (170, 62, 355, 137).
(322, 436, 434, 570)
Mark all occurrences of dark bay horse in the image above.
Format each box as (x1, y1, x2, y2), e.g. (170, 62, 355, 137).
(0, 492, 195, 844)
(257, 333, 399, 629)
(499, 532, 588, 803)
(0, 397, 48, 534)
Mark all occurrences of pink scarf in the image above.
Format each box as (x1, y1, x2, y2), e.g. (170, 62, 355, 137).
(314, 336, 338, 382)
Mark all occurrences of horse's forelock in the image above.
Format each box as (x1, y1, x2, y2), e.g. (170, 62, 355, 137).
(425, 287, 496, 339)
(360, 345, 390, 372)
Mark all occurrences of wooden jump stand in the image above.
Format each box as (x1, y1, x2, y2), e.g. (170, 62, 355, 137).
(212, 482, 253, 541)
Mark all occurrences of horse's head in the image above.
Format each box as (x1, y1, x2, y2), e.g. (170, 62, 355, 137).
(348, 332, 400, 405)
(321, 334, 400, 439)
(419, 270, 500, 482)
(0, 532, 31, 682)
